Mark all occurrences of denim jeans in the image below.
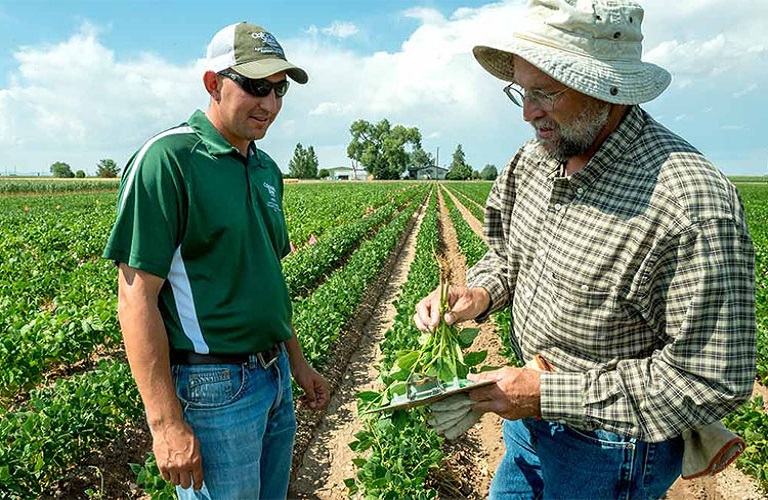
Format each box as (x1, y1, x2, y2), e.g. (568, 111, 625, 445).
(172, 346, 296, 500)
(489, 418, 683, 500)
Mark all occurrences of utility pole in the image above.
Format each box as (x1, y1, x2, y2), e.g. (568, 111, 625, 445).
(435, 147, 439, 180)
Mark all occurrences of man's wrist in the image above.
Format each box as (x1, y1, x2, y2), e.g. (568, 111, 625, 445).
(471, 287, 492, 320)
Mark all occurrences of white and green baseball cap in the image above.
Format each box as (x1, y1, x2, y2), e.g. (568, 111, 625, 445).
(205, 22, 308, 84)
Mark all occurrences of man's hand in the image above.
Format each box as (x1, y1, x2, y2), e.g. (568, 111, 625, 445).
(413, 285, 491, 332)
(428, 393, 481, 440)
(152, 419, 203, 490)
(291, 360, 330, 411)
(467, 367, 541, 420)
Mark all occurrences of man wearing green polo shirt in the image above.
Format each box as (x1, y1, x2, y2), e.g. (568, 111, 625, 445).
(103, 22, 328, 499)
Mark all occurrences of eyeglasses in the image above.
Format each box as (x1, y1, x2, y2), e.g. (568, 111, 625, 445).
(218, 71, 290, 98)
(503, 83, 569, 111)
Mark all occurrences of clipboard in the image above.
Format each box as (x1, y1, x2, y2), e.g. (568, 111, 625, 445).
(363, 377, 495, 414)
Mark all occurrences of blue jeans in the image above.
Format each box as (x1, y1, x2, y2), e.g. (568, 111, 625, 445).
(489, 418, 683, 500)
(172, 347, 296, 500)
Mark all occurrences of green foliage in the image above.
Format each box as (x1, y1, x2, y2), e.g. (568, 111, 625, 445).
(410, 147, 435, 174)
(75, 170, 86, 178)
(292, 194, 423, 366)
(445, 145, 472, 180)
(318, 168, 330, 179)
(347, 118, 422, 180)
(50, 161, 74, 178)
(349, 193, 444, 497)
(130, 453, 177, 499)
(348, 411, 443, 499)
(480, 164, 498, 181)
(0, 178, 118, 194)
(0, 360, 143, 497)
(287, 143, 319, 179)
(724, 397, 768, 491)
(440, 185, 519, 365)
(95, 158, 120, 178)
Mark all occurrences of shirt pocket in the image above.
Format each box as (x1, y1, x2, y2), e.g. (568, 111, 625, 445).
(547, 271, 634, 356)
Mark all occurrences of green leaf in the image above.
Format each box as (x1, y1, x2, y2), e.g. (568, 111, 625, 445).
(356, 391, 381, 402)
(458, 327, 480, 348)
(395, 350, 419, 370)
(389, 381, 407, 396)
(464, 350, 488, 367)
(478, 364, 502, 372)
(388, 368, 411, 382)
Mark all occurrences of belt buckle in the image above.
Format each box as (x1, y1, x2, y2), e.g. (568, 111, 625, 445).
(257, 346, 279, 369)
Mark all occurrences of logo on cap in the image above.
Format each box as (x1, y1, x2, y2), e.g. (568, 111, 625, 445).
(251, 31, 285, 58)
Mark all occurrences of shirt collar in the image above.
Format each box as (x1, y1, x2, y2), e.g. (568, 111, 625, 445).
(572, 105, 646, 186)
(187, 109, 242, 157)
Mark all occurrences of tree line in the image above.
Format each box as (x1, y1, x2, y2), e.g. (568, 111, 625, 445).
(48, 118, 499, 181)
(49, 159, 121, 178)
(289, 118, 498, 181)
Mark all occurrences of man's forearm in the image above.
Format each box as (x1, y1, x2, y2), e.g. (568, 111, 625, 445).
(118, 273, 182, 430)
(285, 327, 308, 369)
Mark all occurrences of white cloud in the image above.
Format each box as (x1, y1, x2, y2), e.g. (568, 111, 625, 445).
(322, 21, 359, 39)
(642, 0, 768, 90)
(306, 21, 360, 39)
(733, 84, 758, 99)
(1, 1, 767, 175)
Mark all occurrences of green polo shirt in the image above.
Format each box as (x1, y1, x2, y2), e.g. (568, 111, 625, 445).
(103, 110, 293, 354)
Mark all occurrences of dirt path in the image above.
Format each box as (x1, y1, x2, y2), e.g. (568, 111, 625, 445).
(441, 186, 485, 243)
(290, 196, 429, 498)
(291, 186, 510, 499)
(436, 186, 507, 497)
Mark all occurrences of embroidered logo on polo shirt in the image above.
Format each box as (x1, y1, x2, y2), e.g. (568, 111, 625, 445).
(262, 182, 281, 212)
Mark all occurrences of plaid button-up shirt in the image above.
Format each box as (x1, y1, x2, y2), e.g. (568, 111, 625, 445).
(467, 106, 756, 442)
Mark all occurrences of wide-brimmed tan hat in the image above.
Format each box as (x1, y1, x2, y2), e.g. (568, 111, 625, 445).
(205, 22, 308, 84)
(473, 0, 670, 105)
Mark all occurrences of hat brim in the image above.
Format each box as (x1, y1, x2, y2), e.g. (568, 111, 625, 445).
(232, 58, 308, 84)
(473, 40, 670, 105)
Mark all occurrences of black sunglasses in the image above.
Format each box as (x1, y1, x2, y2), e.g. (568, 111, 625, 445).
(218, 71, 290, 98)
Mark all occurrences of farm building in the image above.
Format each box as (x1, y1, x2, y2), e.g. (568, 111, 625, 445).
(406, 166, 449, 180)
(324, 166, 367, 180)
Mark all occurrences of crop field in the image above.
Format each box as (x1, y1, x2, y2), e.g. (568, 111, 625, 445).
(0, 179, 767, 498)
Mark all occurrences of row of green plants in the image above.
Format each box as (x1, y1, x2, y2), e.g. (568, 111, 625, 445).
(0, 178, 120, 195)
(0, 185, 428, 497)
(440, 186, 518, 363)
(0, 360, 143, 497)
(444, 181, 491, 213)
(349, 191, 444, 498)
(0, 185, 420, 405)
(283, 182, 419, 246)
(293, 188, 427, 367)
(442, 184, 486, 223)
(283, 189, 416, 298)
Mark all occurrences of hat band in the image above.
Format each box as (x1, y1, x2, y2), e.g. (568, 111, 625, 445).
(514, 31, 642, 63)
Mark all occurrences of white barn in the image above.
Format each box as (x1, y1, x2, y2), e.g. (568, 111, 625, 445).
(325, 166, 366, 181)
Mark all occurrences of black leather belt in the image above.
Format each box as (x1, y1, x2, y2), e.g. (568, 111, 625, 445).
(171, 343, 282, 369)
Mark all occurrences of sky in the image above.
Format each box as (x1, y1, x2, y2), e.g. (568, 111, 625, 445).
(0, 0, 766, 177)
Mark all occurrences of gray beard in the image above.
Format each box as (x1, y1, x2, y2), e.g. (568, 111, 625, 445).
(534, 102, 611, 162)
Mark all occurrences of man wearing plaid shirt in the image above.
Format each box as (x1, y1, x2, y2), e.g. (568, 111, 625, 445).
(414, 0, 755, 498)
